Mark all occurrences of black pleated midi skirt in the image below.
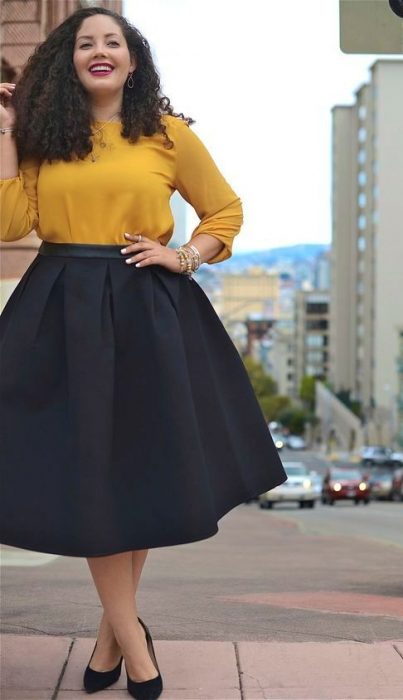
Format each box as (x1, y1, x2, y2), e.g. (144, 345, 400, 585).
(0, 241, 286, 557)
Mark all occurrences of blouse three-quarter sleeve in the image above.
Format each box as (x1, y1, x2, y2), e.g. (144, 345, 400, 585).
(172, 118, 243, 264)
(0, 158, 40, 242)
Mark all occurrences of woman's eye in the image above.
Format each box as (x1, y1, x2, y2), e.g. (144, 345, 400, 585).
(79, 42, 119, 48)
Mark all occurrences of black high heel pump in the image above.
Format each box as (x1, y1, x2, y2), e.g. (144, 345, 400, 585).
(83, 640, 123, 694)
(126, 617, 163, 700)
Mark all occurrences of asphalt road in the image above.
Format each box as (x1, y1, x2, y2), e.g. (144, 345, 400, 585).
(1, 449, 402, 643)
(271, 449, 403, 548)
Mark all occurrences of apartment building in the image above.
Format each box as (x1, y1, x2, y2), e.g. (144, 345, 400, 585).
(330, 60, 403, 445)
(218, 267, 280, 326)
(294, 290, 330, 393)
(269, 328, 295, 398)
(398, 328, 403, 448)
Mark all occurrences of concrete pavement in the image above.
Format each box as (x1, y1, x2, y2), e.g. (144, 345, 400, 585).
(1, 634, 403, 699)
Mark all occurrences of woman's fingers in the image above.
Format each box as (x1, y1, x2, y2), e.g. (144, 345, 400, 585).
(121, 240, 154, 255)
(125, 249, 158, 265)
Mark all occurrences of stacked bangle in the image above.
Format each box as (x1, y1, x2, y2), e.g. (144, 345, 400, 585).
(0, 127, 15, 135)
(175, 243, 202, 276)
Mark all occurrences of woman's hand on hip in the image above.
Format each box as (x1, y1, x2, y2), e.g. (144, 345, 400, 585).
(121, 233, 182, 273)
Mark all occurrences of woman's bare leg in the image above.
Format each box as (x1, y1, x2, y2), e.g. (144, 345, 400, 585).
(93, 548, 149, 665)
(86, 549, 155, 680)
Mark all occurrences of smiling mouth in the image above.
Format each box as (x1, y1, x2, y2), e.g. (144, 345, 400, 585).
(89, 65, 115, 77)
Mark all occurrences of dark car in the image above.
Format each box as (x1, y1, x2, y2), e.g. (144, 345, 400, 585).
(361, 446, 394, 466)
(368, 470, 394, 500)
(322, 467, 371, 505)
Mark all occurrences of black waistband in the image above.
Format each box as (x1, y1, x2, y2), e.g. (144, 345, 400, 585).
(38, 241, 128, 259)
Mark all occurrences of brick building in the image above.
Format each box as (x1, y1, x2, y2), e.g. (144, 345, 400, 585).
(0, 0, 122, 303)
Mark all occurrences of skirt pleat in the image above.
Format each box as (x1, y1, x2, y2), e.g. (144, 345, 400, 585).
(0, 249, 286, 557)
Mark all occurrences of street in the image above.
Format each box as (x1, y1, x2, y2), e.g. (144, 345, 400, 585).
(1, 450, 403, 646)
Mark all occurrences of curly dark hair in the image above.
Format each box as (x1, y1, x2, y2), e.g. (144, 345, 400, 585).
(11, 6, 194, 164)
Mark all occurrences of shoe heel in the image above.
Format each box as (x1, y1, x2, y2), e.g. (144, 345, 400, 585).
(126, 617, 163, 700)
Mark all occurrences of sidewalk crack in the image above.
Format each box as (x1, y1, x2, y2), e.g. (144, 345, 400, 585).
(51, 636, 75, 700)
(393, 643, 403, 661)
(233, 642, 245, 699)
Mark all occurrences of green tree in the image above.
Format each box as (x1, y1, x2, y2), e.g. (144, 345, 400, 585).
(299, 375, 316, 410)
(278, 406, 311, 435)
(260, 395, 291, 422)
(243, 357, 277, 399)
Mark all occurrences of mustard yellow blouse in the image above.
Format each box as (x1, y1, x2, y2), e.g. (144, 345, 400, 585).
(0, 115, 243, 265)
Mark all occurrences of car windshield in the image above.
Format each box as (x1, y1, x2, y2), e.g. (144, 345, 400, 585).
(285, 465, 307, 476)
(331, 470, 362, 480)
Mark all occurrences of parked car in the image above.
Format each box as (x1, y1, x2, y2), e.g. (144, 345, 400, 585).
(361, 446, 394, 466)
(286, 435, 307, 450)
(391, 452, 403, 467)
(368, 470, 394, 500)
(270, 431, 285, 451)
(259, 462, 318, 509)
(391, 468, 403, 501)
(322, 467, 371, 505)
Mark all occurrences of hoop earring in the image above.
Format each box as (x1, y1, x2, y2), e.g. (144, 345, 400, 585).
(127, 72, 135, 89)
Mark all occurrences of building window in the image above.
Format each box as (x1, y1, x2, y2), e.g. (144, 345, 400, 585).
(307, 351, 324, 363)
(357, 236, 366, 252)
(358, 105, 367, 120)
(306, 302, 328, 314)
(306, 335, 325, 347)
(306, 319, 328, 331)
(358, 214, 366, 229)
(358, 171, 367, 186)
(358, 127, 367, 142)
(358, 192, 367, 208)
(358, 149, 366, 164)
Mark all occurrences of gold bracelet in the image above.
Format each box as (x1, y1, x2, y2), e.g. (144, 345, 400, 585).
(185, 243, 201, 270)
(176, 246, 195, 276)
(175, 248, 187, 273)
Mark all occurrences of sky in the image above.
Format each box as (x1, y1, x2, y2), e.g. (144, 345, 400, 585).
(124, 0, 401, 253)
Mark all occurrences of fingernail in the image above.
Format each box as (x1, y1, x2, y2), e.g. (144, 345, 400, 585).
(121, 248, 127, 253)
(124, 232, 130, 237)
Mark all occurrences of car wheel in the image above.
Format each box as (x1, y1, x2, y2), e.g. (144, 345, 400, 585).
(299, 501, 305, 508)
(354, 498, 360, 505)
(328, 498, 335, 505)
(259, 502, 267, 509)
(364, 498, 370, 505)
(308, 500, 315, 508)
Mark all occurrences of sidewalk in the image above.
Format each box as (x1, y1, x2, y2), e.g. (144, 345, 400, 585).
(1, 634, 403, 699)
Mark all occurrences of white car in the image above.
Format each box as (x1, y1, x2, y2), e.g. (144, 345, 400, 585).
(286, 435, 307, 450)
(259, 462, 318, 509)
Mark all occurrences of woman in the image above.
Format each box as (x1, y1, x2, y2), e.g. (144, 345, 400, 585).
(0, 6, 286, 699)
